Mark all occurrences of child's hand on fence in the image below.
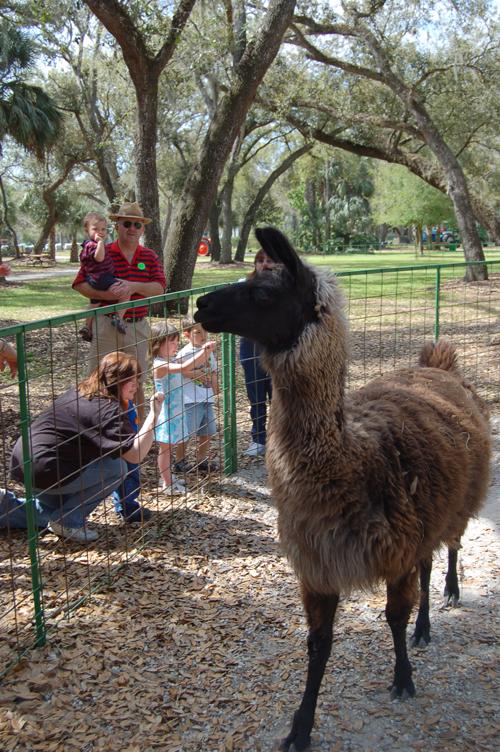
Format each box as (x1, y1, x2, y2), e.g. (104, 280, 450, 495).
(150, 391, 165, 420)
(204, 341, 217, 355)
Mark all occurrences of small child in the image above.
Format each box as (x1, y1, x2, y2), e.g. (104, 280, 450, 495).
(174, 315, 219, 475)
(149, 321, 217, 494)
(78, 212, 129, 342)
(112, 398, 152, 523)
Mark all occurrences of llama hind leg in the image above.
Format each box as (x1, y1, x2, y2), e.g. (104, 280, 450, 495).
(279, 591, 339, 752)
(386, 577, 417, 701)
(444, 546, 460, 607)
(410, 559, 432, 648)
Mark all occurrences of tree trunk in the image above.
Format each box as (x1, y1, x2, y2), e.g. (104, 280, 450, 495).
(34, 215, 58, 255)
(415, 224, 423, 255)
(220, 179, 234, 264)
(235, 142, 313, 260)
(48, 227, 56, 260)
(161, 195, 173, 250)
(70, 235, 79, 263)
(83, 0, 197, 264)
(0, 175, 20, 258)
(324, 158, 330, 244)
(134, 76, 163, 259)
(209, 200, 222, 262)
(163, 0, 297, 294)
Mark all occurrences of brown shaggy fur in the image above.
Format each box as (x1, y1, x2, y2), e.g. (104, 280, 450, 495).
(195, 227, 492, 752)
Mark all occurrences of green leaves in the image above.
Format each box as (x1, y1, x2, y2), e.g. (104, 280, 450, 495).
(0, 21, 63, 157)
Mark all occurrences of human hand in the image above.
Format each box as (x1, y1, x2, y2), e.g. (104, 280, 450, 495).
(91, 229, 107, 242)
(0, 358, 18, 379)
(203, 341, 217, 355)
(0, 342, 18, 379)
(109, 280, 132, 302)
(150, 391, 165, 419)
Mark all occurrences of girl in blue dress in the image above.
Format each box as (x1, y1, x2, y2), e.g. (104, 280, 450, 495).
(149, 322, 217, 494)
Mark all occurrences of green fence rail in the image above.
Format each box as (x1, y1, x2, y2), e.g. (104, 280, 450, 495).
(1, 258, 500, 678)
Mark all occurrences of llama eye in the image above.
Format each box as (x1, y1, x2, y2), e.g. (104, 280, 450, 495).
(255, 290, 270, 303)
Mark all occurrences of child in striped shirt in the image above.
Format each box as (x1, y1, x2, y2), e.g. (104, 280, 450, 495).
(78, 212, 129, 342)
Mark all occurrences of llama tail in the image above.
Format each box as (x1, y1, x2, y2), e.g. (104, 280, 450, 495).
(418, 338, 459, 373)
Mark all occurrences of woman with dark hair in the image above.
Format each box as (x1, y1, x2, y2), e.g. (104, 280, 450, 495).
(240, 249, 275, 456)
(0, 352, 164, 542)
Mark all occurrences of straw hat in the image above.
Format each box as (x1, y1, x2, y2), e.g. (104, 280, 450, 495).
(109, 202, 151, 225)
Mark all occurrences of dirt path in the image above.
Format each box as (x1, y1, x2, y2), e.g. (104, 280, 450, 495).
(0, 424, 499, 752)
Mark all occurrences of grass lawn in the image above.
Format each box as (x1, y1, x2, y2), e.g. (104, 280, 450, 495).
(2, 246, 500, 325)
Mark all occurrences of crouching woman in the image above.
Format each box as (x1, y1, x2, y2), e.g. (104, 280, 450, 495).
(0, 352, 164, 543)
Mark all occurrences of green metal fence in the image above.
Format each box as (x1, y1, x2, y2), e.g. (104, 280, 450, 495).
(1, 258, 500, 679)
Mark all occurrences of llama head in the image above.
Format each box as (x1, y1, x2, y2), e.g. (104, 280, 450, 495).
(195, 227, 319, 353)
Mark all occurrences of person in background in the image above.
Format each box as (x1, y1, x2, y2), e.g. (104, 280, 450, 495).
(239, 249, 275, 456)
(174, 315, 219, 474)
(0, 338, 17, 379)
(73, 202, 166, 423)
(1, 352, 164, 543)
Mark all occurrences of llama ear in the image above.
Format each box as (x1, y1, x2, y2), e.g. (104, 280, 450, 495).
(255, 227, 307, 283)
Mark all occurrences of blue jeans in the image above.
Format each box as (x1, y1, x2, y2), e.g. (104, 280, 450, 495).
(0, 455, 126, 529)
(113, 461, 140, 517)
(240, 338, 272, 446)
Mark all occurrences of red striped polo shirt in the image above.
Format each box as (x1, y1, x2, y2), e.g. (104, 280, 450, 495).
(73, 240, 166, 319)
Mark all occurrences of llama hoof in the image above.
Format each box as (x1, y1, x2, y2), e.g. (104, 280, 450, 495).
(389, 680, 416, 702)
(410, 634, 430, 649)
(443, 587, 459, 608)
(278, 737, 309, 752)
(410, 628, 431, 649)
(278, 722, 311, 751)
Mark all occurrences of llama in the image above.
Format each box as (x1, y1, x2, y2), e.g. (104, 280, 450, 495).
(195, 227, 491, 752)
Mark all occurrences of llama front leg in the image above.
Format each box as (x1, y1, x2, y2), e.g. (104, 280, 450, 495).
(279, 591, 339, 752)
(386, 577, 416, 701)
(410, 559, 432, 648)
(444, 546, 460, 607)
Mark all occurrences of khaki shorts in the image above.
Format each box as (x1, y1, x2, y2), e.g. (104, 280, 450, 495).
(86, 314, 150, 383)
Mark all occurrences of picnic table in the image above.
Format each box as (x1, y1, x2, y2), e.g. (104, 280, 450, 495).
(19, 253, 56, 267)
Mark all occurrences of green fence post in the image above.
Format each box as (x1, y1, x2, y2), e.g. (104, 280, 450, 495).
(16, 330, 46, 647)
(434, 266, 441, 342)
(221, 332, 237, 476)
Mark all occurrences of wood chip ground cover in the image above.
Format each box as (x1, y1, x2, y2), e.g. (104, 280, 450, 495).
(1, 283, 500, 752)
(1, 421, 499, 752)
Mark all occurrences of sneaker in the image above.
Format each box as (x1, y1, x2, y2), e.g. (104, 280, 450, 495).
(173, 459, 195, 474)
(121, 506, 152, 524)
(161, 474, 185, 488)
(48, 519, 98, 542)
(161, 482, 185, 495)
(197, 459, 219, 473)
(244, 442, 266, 457)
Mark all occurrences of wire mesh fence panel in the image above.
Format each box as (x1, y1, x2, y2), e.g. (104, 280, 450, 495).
(339, 261, 500, 401)
(0, 286, 231, 677)
(1, 260, 500, 677)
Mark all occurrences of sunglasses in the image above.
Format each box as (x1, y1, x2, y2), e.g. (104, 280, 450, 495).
(120, 220, 143, 229)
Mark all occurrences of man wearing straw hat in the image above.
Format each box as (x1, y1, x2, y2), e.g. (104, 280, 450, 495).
(73, 202, 166, 422)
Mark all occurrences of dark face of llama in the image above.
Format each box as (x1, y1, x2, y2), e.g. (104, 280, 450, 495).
(195, 227, 318, 353)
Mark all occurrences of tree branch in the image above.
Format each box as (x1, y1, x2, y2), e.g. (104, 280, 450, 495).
(288, 22, 385, 83)
(291, 99, 424, 140)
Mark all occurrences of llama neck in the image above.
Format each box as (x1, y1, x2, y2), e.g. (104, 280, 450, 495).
(264, 308, 349, 457)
